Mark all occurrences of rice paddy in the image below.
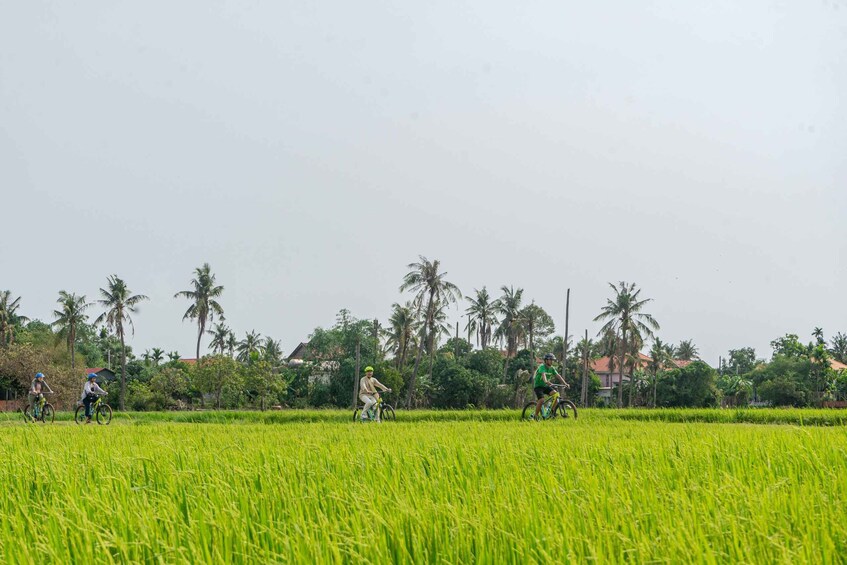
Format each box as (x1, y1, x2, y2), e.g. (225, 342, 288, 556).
(1, 411, 845, 563)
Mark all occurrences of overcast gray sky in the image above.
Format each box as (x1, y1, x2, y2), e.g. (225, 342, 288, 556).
(2, 0, 845, 364)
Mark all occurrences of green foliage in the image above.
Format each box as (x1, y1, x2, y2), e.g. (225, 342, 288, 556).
(192, 355, 243, 408)
(655, 361, 719, 408)
(770, 334, 808, 359)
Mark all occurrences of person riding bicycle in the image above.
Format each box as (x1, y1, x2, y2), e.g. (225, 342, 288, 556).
(533, 353, 568, 419)
(28, 372, 54, 418)
(359, 366, 390, 422)
(81, 373, 107, 424)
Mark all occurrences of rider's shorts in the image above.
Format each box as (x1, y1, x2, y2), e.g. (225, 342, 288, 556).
(534, 385, 554, 399)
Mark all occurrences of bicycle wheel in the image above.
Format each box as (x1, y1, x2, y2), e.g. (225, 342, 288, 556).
(74, 406, 87, 424)
(380, 404, 396, 421)
(21, 407, 32, 423)
(96, 404, 112, 425)
(353, 408, 361, 422)
(556, 400, 578, 419)
(521, 402, 539, 420)
(41, 403, 55, 424)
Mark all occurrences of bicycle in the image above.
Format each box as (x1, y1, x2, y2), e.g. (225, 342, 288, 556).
(521, 384, 578, 420)
(22, 393, 55, 424)
(74, 394, 112, 425)
(353, 392, 396, 422)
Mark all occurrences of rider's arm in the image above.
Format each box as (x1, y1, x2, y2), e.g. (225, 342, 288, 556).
(43, 382, 54, 393)
(372, 378, 390, 392)
(92, 382, 107, 396)
(555, 369, 567, 386)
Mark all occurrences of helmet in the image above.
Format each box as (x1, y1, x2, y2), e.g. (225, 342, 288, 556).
(364, 366, 374, 373)
(87, 373, 98, 380)
(543, 353, 555, 361)
(35, 372, 44, 379)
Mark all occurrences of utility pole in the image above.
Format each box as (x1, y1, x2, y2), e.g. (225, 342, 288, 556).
(563, 289, 570, 366)
(581, 329, 589, 406)
(352, 337, 361, 410)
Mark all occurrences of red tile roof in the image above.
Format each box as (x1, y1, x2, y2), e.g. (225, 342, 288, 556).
(179, 358, 198, 365)
(832, 359, 847, 372)
(590, 355, 695, 373)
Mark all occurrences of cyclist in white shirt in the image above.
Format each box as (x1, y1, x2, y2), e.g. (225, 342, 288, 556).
(359, 366, 390, 422)
(81, 373, 107, 424)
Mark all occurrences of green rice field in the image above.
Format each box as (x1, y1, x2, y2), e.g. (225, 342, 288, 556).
(2, 410, 846, 563)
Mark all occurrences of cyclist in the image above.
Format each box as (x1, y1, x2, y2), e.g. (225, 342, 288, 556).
(533, 353, 568, 419)
(81, 373, 107, 424)
(359, 366, 390, 422)
(28, 372, 54, 419)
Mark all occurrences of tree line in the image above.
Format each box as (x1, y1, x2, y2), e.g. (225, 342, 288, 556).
(2, 257, 845, 410)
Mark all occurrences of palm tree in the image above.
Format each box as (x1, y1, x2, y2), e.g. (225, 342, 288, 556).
(594, 282, 660, 408)
(675, 339, 699, 361)
(261, 337, 283, 365)
(830, 332, 847, 364)
(399, 256, 462, 408)
(51, 291, 91, 369)
(465, 287, 500, 349)
(648, 337, 675, 407)
(812, 327, 825, 345)
(174, 263, 225, 361)
(386, 302, 416, 369)
(494, 286, 524, 357)
(237, 330, 262, 362)
(167, 351, 181, 362)
(208, 322, 231, 355)
(95, 275, 148, 410)
(151, 347, 165, 366)
(226, 331, 238, 358)
(0, 291, 29, 347)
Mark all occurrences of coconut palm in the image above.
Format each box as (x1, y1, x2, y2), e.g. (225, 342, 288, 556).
(226, 331, 237, 358)
(830, 332, 847, 364)
(399, 256, 462, 408)
(494, 286, 524, 357)
(167, 351, 181, 363)
(464, 287, 500, 349)
(386, 302, 417, 369)
(674, 339, 699, 361)
(261, 337, 283, 365)
(95, 275, 149, 410)
(237, 330, 262, 362)
(0, 291, 29, 347)
(51, 291, 91, 369)
(648, 337, 675, 407)
(208, 322, 231, 355)
(174, 263, 225, 361)
(594, 282, 660, 408)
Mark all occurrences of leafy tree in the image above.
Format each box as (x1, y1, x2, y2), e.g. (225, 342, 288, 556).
(518, 302, 555, 354)
(648, 337, 675, 407)
(193, 354, 241, 408)
(494, 286, 524, 357)
(440, 337, 472, 359)
(717, 374, 753, 407)
(244, 357, 280, 410)
(95, 275, 148, 411)
(0, 291, 29, 347)
(399, 256, 462, 408)
(464, 347, 504, 380)
(722, 348, 758, 376)
(749, 356, 810, 406)
(770, 334, 808, 359)
(175, 263, 225, 360)
(594, 282, 660, 408)
(655, 361, 719, 407)
(465, 287, 499, 349)
(674, 339, 699, 361)
(51, 291, 91, 370)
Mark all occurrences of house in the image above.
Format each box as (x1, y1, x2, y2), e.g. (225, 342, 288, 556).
(590, 354, 696, 399)
(286, 343, 308, 367)
(84, 368, 117, 383)
(178, 358, 198, 365)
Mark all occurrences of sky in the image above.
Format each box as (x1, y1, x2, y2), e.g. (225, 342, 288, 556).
(1, 0, 845, 365)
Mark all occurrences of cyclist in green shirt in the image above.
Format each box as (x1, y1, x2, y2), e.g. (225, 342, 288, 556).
(533, 353, 568, 419)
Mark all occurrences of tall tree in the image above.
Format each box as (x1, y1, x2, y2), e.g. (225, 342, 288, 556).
(594, 282, 660, 408)
(150, 347, 165, 366)
(399, 256, 462, 408)
(830, 332, 847, 364)
(208, 322, 231, 355)
(494, 286, 524, 357)
(813, 327, 825, 345)
(226, 331, 238, 358)
(95, 275, 148, 410)
(465, 287, 500, 349)
(648, 337, 675, 407)
(0, 291, 29, 347)
(174, 263, 225, 360)
(386, 302, 416, 369)
(674, 339, 699, 361)
(261, 337, 283, 366)
(51, 291, 91, 369)
(518, 302, 555, 354)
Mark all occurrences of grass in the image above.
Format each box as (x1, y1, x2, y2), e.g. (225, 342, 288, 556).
(1, 413, 846, 562)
